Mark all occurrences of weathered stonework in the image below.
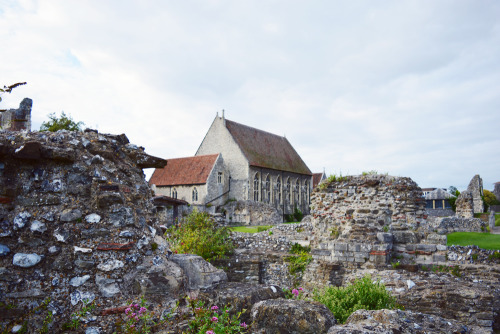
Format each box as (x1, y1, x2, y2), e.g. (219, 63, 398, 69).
(456, 175, 484, 217)
(223, 200, 282, 226)
(0, 98, 32, 131)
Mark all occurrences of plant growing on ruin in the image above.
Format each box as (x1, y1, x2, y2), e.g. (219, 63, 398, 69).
(62, 299, 95, 330)
(283, 287, 305, 300)
(312, 275, 400, 324)
(166, 210, 235, 262)
(186, 300, 249, 334)
(286, 243, 312, 275)
(40, 111, 85, 132)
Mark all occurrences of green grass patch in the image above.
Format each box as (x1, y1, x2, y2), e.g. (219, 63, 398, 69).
(230, 225, 272, 233)
(284, 221, 301, 224)
(447, 232, 500, 250)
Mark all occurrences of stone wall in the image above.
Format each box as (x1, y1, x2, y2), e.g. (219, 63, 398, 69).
(0, 98, 32, 131)
(309, 174, 442, 266)
(424, 216, 487, 234)
(223, 200, 283, 226)
(457, 175, 484, 217)
(0, 129, 192, 332)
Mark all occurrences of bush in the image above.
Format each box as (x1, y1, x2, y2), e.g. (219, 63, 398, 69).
(166, 210, 234, 262)
(286, 243, 312, 275)
(312, 275, 399, 324)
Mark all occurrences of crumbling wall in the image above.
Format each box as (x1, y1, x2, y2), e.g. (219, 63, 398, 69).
(456, 175, 484, 217)
(223, 200, 282, 226)
(0, 98, 32, 131)
(0, 129, 193, 332)
(309, 175, 443, 265)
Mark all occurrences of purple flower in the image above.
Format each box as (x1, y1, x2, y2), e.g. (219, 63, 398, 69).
(240, 322, 248, 329)
(211, 316, 218, 323)
(134, 303, 139, 309)
(298, 287, 304, 291)
(125, 307, 131, 315)
(211, 305, 219, 311)
(139, 307, 147, 314)
(292, 289, 299, 297)
(206, 331, 215, 334)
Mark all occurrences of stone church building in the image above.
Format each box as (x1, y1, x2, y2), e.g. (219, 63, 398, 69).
(150, 113, 313, 217)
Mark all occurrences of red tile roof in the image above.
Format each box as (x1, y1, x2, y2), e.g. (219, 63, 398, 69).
(312, 173, 325, 188)
(225, 119, 311, 175)
(149, 154, 219, 186)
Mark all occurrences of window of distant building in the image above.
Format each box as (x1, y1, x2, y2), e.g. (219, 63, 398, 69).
(172, 188, 177, 199)
(217, 172, 223, 184)
(264, 175, 271, 203)
(192, 187, 198, 202)
(253, 173, 260, 201)
(286, 178, 291, 203)
(276, 176, 282, 204)
(294, 179, 300, 206)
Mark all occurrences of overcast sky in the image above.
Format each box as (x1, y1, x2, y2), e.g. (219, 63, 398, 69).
(1, 0, 499, 191)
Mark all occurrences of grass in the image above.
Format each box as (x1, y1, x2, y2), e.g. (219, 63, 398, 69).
(284, 221, 301, 224)
(447, 232, 500, 250)
(230, 225, 272, 233)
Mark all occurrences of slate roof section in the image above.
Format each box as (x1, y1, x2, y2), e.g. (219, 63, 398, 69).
(225, 119, 312, 175)
(425, 188, 453, 200)
(149, 154, 219, 186)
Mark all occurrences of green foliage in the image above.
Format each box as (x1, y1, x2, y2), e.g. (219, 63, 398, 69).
(62, 299, 95, 331)
(186, 300, 249, 334)
(430, 265, 461, 277)
(286, 243, 312, 275)
(312, 275, 399, 324)
(230, 225, 272, 233)
(166, 210, 234, 262)
(447, 232, 500, 250)
(362, 170, 379, 176)
(318, 173, 348, 190)
(40, 111, 85, 132)
(488, 251, 500, 260)
(283, 287, 305, 300)
(151, 242, 159, 251)
(391, 261, 401, 269)
(330, 226, 340, 238)
(448, 186, 460, 212)
(483, 190, 500, 212)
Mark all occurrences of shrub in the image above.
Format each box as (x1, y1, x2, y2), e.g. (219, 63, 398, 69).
(166, 210, 234, 262)
(312, 275, 399, 324)
(293, 206, 303, 222)
(286, 243, 312, 275)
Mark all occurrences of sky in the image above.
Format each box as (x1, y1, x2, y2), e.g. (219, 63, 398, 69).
(1, 0, 499, 191)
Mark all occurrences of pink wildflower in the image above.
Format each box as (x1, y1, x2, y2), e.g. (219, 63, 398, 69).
(206, 331, 215, 334)
(134, 303, 139, 309)
(139, 307, 147, 314)
(298, 287, 304, 291)
(292, 289, 299, 297)
(125, 307, 131, 315)
(211, 305, 219, 311)
(211, 316, 218, 323)
(240, 322, 248, 329)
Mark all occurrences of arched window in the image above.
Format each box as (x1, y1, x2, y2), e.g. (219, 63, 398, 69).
(253, 173, 260, 201)
(264, 175, 271, 203)
(276, 176, 282, 204)
(304, 181, 309, 205)
(286, 178, 291, 203)
(192, 187, 198, 202)
(172, 188, 178, 199)
(294, 179, 300, 206)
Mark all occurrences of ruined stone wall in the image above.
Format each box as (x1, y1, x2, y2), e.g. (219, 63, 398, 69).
(0, 129, 192, 333)
(0, 98, 32, 131)
(223, 200, 282, 226)
(309, 175, 440, 265)
(457, 175, 484, 217)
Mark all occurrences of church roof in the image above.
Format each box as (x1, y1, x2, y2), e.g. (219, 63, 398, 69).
(149, 154, 219, 186)
(225, 119, 312, 175)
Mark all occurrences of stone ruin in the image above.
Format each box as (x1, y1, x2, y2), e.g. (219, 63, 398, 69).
(0, 98, 32, 131)
(456, 174, 484, 218)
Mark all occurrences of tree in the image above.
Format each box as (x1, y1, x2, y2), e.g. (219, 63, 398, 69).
(448, 186, 460, 212)
(483, 189, 500, 212)
(40, 111, 85, 132)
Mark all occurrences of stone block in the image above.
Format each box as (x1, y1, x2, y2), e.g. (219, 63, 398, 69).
(170, 254, 227, 290)
(432, 254, 447, 263)
(416, 244, 437, 252)
(334, 243, 348, 251)
(377, 232, 393, 243)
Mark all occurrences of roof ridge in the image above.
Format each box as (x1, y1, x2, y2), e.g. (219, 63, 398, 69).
(225, 119, 285, 140)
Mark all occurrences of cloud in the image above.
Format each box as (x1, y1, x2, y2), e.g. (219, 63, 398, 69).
(1, 0, 499, 191)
